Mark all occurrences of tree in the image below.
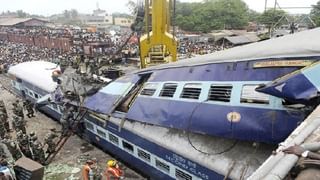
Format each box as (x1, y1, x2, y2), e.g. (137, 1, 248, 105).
(258, 9, 286, 30)
(16, 10, 27, 18)
(63, 10, 70, 19)
(310, 1, 320, 27)
(248, 10, 261, 22)
(175, 0, 250, 32)
(70, 9, 78, 19)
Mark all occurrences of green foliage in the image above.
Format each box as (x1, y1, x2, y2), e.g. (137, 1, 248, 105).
(257, 9, 286, 28)
(311, 1, 320, 27)
(175, 0, 250, 32)
(16, 10, 28, 18)
(248, 10, 261, 22)
(54, 9, 81, 25)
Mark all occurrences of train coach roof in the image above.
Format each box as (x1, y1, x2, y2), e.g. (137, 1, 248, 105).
(142, 28, 320, 72)
(8, 61, 58, 92)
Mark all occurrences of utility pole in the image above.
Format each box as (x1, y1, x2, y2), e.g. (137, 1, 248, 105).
(270, 0, 277, 38)
(264, 0, 268, 12)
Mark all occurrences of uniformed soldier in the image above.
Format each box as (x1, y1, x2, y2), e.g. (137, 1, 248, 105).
(23, 99, 35, 118)
(91, 158, 102, 180)
(18, 132, 32, 158)
(0, 111, 9, 132)
(60, 105, 74, 136)
(0, 119, 7, 139)
(29, 131, 38, 149)
(0, 101, 9, 131)
(7, 141, 23, 161)
(0, 100, 8, 119)
(31, 141, 46, 165)
(12, 115, 26, 133)
(12, 100, 24, 118)
(44, 130, 58, 154)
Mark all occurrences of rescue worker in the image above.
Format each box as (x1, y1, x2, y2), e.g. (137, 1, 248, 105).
(104, 160, 124, 180)
(81, 159, 94, 180)
(0, 118, 6, 139)
(23, 99, 35, 118)
(60, 105, 74, 136)
(0, 100, 8, 118)
(59, 57, 69, 73)
(0, 111, 9, 132)
(91, 158, 102, 180)
(12, 115, 26, 134)
(7, 141, 22, 161)
(12, 100, 24, 118)
(44, 129, 58, 154)
(0, 101, 9, 131)
(17, 131, 32, 158)
(31, 141, 46, 165)
(29, 131, 38, 149)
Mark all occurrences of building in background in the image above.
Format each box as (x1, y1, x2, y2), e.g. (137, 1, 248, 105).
(0, 18, 49, 28)
(114, 17, 133, 27)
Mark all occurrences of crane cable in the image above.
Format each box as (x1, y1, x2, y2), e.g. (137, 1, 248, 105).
(186, 100, 238, 156)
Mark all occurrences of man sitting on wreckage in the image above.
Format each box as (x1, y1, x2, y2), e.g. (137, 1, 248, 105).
(284, 145, 320, 179)
(37, 64, 111, 107)
(35, 67, 109, 136)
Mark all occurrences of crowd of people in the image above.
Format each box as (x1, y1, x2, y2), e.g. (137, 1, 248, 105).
(178, 39, 231, 57)
(0, 26, 139, 71)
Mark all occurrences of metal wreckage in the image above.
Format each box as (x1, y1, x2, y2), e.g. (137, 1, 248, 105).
(4, 27, 320, 179)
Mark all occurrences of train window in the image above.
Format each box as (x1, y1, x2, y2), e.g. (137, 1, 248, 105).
(140, 83, 158, 96)
(85, 121, 94, 131)
(180, 84, 202, 100)
(109, 133, 119, 145)
(16, 78, 22, 83)
(176, 169, 192, 180)
(159, 83, 178, 98)
(34, 93, 39, 99)
(137, 149, 151, 162)
(208, 85, 232, 102)
(52, 104, 58, 110)
(29, 91, 34, 97)
(241, 85, 269, 104)
(97, 128, 106, 138)
(122, 141, 134, 153)
(155, 159, 170, 173)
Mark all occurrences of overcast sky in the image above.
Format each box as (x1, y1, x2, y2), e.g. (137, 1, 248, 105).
(0, 0, 318, 16)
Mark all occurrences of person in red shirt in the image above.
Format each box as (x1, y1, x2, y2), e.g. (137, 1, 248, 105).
(104, 160, 123, 180)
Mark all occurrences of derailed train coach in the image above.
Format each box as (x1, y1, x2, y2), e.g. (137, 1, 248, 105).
(82, 28, 320, 179)
(7, 28, 320, 179)
(8, 61, 64, 120)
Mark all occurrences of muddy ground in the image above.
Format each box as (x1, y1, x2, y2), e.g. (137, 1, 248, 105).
(0, 74, 145, 180)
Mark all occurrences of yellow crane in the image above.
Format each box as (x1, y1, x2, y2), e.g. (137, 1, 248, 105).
(139, 0, 178, 68)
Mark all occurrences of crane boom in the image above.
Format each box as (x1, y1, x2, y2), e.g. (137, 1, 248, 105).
(139, 0, 178, 68)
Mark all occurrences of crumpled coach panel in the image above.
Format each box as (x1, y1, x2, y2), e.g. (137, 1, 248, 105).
(84, 75, 140, 114)
(257, 62, 320, 104)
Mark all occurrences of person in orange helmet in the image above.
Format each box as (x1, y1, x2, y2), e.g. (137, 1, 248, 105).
(104, 160, 124, 180)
